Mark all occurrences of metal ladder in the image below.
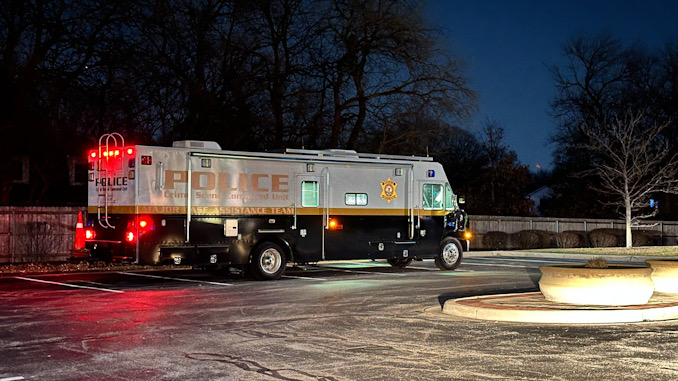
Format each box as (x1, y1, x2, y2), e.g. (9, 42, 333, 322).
(96, 133, 125, 229)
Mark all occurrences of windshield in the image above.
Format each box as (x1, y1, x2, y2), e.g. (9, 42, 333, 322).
(445, 183, 457, 211)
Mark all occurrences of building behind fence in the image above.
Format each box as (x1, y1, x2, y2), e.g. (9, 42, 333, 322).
(1, 208, 677, 263)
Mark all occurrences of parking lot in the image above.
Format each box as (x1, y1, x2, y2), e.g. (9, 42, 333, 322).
(1, 255, 678, 380)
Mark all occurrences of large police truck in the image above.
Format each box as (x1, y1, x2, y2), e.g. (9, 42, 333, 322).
(86, 133, 471, 280)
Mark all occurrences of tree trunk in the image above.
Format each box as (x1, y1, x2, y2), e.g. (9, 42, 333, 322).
(625, 197, 632, 248)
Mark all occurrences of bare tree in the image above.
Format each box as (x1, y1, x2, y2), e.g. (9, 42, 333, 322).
(582, 110, 678, 247)
(462, 121, 535, 216)
(321, 0, 475, 150)
(549, 34, 678, 219)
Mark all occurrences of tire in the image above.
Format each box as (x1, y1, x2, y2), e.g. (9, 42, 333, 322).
(435, 237, 462, 270)
(387, 257, 413, 268)
(251, 242, 287, 280)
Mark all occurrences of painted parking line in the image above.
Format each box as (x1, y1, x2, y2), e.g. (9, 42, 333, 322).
(462, 262, 539, 269)
(424, 281, 536, 293)
(14, 277, 124, 294)
(0, 376, 25, 381)
(406, 265, 438, 271)
(322, 267, 409, 276)
(282, 275, 328, 281)
(117, 271, 233, 286)
(468, 257, 564, 264)
(407, 266, 471, 272)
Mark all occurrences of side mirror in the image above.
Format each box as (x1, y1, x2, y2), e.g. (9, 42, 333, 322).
(458, 197, 465, 206)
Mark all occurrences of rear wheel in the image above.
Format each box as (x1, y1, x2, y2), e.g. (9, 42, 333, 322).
(251, 242, 287, 280)
(435, 237, 462, 270)
(387, 257, 413, 268)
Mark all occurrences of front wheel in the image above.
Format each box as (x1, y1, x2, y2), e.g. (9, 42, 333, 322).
(435, 237, 462, 270)
(251, 242, 287, 280)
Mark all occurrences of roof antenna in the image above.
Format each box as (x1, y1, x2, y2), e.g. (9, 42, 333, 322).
(426, 146, 429, 157)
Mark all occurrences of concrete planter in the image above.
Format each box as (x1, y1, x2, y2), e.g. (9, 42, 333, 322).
(646, 260, 678, 293)
(539, 265, 654, 306)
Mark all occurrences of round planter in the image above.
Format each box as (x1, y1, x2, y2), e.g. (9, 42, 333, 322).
(646, 260, 678, 293)
(539, 265, 654, 306)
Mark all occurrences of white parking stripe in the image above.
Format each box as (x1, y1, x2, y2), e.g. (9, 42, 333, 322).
(282, 275, 328, 281)
(462, 262, 539, 269)
(117, 271, 233, 286)
(0, 377, 26, 381)
(407, 266, 438, 271)
(425, 281, 534, 292)
(14, 277, 124, 294)
(408, 267, 471, 272)
(323, 268, 409, 276)
(468, 257, 555, 263)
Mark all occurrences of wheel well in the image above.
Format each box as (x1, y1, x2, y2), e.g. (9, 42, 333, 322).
(250, 237, 293, 264)
(443, 234, 464, 243)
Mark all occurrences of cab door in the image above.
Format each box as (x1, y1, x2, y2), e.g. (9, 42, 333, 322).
(294, 174, 326, 262)
(417, 181, 447, 254)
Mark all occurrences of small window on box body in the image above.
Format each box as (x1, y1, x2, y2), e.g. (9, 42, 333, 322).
(345, 193, 368, 206)
(301, 181, 319, 207)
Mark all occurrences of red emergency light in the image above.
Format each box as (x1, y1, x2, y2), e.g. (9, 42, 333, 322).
(88, 147, 134, 159)
(124, 217, 154, 244)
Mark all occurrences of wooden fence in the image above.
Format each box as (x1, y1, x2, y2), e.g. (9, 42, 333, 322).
(1, 207, 678, 262)
(469, 215, 678, 249)
(0, 207, 84, 263)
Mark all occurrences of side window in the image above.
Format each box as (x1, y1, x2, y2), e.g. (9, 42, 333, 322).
(423, 184, 444, 210)
(345, 193, 368, 206)
(445, 183, 457, 211)
(301, 181, 319, 207)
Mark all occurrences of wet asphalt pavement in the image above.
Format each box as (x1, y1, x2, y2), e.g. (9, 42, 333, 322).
(1, 256, 677, 380)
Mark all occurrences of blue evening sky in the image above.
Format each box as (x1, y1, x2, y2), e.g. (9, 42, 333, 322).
(424, 0, 678, 170)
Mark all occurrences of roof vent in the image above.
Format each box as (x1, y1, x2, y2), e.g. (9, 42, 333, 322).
(323, 149, 359, 157)
(172, 140, 222, 150)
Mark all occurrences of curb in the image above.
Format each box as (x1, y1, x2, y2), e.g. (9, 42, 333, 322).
(443, 292, 678, 324)
(464, 250, 678, 264)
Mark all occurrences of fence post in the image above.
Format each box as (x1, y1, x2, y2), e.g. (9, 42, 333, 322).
(10, 209, 14, 263)
(661, 222, 664, 245)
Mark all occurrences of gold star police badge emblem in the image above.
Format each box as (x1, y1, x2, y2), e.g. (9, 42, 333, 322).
(380, 177, 398, 203)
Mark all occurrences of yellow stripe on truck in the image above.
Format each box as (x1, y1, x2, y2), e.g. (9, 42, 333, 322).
(88, 205, 447, 217)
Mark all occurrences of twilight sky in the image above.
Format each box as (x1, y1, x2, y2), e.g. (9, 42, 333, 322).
(424, 0, 678, 170)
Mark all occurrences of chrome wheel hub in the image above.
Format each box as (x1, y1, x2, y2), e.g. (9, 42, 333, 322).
(442, 243, 459, 264)
(260, 248, 282, 274)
